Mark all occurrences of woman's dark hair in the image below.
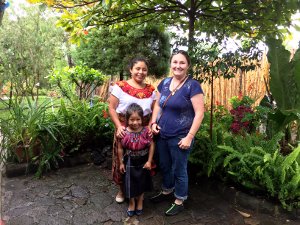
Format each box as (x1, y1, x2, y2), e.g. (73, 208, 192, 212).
(125, 103, 143, 125)
(170, 50, 191, 66)
(128, 57, 149, 70)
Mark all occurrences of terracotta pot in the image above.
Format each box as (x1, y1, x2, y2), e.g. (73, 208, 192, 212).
(14, 141, 41, 163)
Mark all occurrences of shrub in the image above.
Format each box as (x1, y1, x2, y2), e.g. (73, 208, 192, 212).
(229, 95, 255, 134)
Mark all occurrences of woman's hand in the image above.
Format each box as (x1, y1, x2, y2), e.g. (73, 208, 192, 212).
(151, 123, 161, 135)
(116, 126, 126, 138)
(147, 126, 153, 138)
(119, 163, 126, 173)
(178, 135, 193, 150)
(143, 161, 152, 170)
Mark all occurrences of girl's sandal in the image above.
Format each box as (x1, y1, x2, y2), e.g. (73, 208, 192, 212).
(127, 210, 135, 217)
(135, 209, 143, 216)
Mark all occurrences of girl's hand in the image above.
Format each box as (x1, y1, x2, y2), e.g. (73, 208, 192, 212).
(116, 126, 126, 138)
(143, 161, 151, 170)
(178, 135, 193, 150)
(119, 163, 126, 173)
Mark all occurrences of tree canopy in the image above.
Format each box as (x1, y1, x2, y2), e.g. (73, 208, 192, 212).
(72, 24, 170, 79)
(0, 3, 66, 98)
(27, 0, 300, 49)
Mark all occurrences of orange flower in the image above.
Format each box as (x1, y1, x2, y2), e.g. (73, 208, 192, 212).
(83, 29, 88, 35)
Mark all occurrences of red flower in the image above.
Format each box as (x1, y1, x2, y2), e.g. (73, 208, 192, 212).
(83, 29, 88, 35)
(230, 121, 241, 134)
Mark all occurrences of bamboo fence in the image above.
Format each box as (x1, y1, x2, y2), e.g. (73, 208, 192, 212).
(96, 53, 270, 110)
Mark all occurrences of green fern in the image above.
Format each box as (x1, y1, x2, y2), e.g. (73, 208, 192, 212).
(280, 146, 300, 184)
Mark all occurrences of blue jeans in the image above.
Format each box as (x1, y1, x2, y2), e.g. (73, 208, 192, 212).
(156, 135, 193, 201)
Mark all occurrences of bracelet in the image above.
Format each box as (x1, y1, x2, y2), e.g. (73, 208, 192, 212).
(188, 132, 195, 137)
(150, 122, 157, 128)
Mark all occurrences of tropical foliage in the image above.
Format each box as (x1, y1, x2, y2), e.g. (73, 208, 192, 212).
(267, 38, 300, 114)
(27, 0, 300, 48)
(0, 98, 114, 177)
(265, 38, 300, 145)
(190, 100, 300, 210)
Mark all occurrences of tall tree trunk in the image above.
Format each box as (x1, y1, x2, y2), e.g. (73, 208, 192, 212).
(9, 80, 13, 108)
(187, 0, 196, 52)
(65, 35, 75, 67)
(120, 71, 124, 81)
(67, 54, 74, 67)
(210, 73, 214, 140)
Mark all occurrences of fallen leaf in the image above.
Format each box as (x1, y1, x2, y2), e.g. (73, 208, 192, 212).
(235, 209, 251, 218)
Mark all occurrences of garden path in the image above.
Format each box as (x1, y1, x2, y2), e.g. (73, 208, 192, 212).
(1, 164, 299, 225)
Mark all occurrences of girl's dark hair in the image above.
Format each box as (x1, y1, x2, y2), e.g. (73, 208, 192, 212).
(128, 57, 149, 70)
(125, 103, 143, 124)
(170, 50, 191, 66)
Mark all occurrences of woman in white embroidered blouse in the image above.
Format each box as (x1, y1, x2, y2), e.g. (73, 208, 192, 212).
(108, 57, 156, 204)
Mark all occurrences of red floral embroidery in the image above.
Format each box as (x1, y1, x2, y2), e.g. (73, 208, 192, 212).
(116, 80, 155, 99)
(102, 110, 109, 119)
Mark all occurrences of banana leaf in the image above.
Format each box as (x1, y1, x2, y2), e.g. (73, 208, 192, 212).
(266, 38, 300, 113)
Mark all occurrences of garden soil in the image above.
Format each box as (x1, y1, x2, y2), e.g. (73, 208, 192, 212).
(1, 163, 299, 225)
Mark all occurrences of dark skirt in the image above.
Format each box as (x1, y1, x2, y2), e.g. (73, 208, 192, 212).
(123, 154, 153, 198)
(112, 114, 151, 185)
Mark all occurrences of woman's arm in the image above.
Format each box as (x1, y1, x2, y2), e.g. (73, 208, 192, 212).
(108, 94, 126, 138)
(178, 93, 205, 149)
(188, 93, 205, 137)
(117, 141, 126, 173)
(150, 92, 161, 134)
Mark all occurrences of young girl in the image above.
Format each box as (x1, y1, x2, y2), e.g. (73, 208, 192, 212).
(118, 103, 154, 217)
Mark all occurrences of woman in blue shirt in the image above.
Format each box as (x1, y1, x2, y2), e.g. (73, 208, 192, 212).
(150, 50, 205, 216)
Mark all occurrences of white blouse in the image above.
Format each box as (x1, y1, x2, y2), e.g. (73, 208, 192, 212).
(111, 83, 156, 116)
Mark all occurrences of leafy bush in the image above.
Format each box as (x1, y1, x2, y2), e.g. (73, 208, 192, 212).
(229, 95, 255, 134)
(189, 97, 300, 210)
(0, 97, 114, 177)
(212, 134, 300, 210)
(0, 97, 59, 163)
(53, 99, 114, 155)
(49, 65, 108, 101)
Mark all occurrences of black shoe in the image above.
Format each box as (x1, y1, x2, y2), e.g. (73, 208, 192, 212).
(135, 209, 143, 216)
(150, 191, 173, 203)
(165, 203, 184, 216)
(127, 209, 135, 217)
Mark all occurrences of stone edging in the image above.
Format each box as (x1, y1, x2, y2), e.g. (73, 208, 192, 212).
(3, 152, 92, 178)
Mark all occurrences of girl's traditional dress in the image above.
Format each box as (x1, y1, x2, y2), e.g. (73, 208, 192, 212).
(121, 127, 153, 198)
(111, 81, 155, 185)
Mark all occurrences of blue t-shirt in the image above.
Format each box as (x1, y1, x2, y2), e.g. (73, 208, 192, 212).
(157, 76, 204, 137)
